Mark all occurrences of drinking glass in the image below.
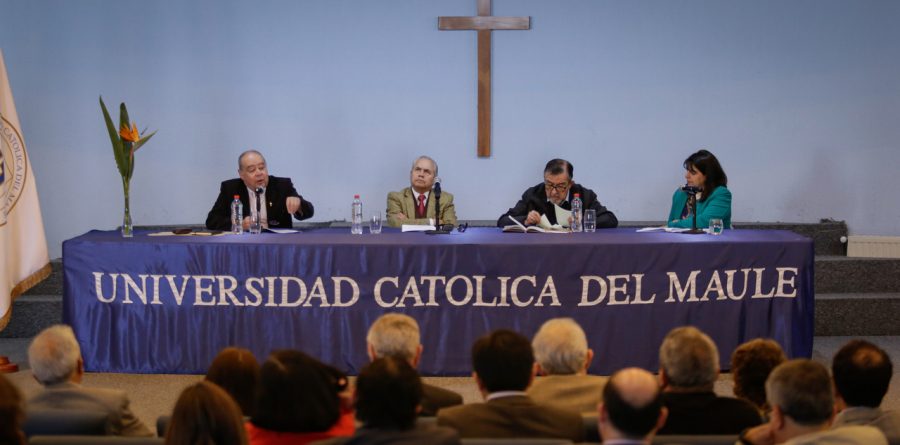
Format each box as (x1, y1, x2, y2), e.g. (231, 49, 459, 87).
(249, 211, 262, 234)
(370, 212, 383, 234)
(709, 218, 724, 235)
(583, 209, 597, 232)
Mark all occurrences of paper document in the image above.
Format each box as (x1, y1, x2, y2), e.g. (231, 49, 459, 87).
(636, 227, 693, 233)
(402, 224, 436, 232)
(552, 203, 572, 229)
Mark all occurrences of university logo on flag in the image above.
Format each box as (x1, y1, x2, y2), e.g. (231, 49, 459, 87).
(1, 48, 50, 331)
(1, 115, 27, 227)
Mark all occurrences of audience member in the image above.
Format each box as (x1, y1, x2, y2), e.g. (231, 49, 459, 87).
(656, 326, 761, 435)
(0, 373, 26, 445)
(165, 381, 248, 445)
(205, 347, 260, 417)
(247, 350, 354, 445)
(437, 329, 584, 441)
(739, 359, 887, 445)
(366, 313, 463, 416)
(598, 368, 668, 445)
(527, 317, 607, 414)
(26, 324, 153, 436)
(320, 357, 460, 445)
(731, 338, 787, 416)
(831, 340, 900, 445)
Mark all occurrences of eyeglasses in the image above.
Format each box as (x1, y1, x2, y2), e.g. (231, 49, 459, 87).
(544, 182, 570, 193)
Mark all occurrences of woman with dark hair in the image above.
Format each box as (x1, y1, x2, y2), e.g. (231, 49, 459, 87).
(730, 339, 786, 417)
(0, 374, 26, 445)
(667, 149, 732, 229)
(165, 381, 248, 445)
(246, 350, 354, 445)
(205, 347, 260, 417)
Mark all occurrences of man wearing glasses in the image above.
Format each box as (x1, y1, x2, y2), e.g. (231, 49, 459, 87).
(496, 158, 617, 228)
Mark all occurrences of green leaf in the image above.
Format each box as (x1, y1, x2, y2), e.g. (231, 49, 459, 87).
(132, 130, 157, 153)
(100, 96, 128, 179)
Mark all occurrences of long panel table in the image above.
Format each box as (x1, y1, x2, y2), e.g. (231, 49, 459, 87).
(62, 227, 814, 375)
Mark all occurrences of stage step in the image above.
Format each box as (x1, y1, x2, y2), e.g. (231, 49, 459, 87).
(816, 293, 900, 336)
(815, 256, 900, 293)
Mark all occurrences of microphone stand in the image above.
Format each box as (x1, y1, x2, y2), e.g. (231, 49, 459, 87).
(426, 182, 452, 235)
(685, 192, 705, 235)
(254, 187, 264, 232)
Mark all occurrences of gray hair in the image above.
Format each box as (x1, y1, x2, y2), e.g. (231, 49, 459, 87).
(28, 325, 82, 385)
(366, 313, 420, 362)
(659, 326, 719, 389)
(532, 318, 589, 375)
(238, 150, 265, 171)
(766, 359, 834, 426)
(411, 156, 438, 177)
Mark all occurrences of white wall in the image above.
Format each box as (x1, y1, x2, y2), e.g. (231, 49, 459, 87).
(1, 0, 898, 258)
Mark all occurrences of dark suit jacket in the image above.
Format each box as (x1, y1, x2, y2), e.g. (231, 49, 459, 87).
(206, 176, 314, 230)
(436, 395, 584, 441)
(496, 183, 617, 228)
(421, 383, 464, 417)
(658, 391, 762, 435)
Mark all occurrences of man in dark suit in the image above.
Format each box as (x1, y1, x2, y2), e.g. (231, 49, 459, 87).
(206, 150, 313, 231)
(320, 357, 460, 445)
(657, 326, 762, 435)
(26, 325, 153, 437)
(496, 158, 617, 228)
(437, 329, 584, 441)
(366, 313, 463, 416)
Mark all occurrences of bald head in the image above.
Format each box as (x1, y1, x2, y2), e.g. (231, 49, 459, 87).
(601, 368, 665, 440)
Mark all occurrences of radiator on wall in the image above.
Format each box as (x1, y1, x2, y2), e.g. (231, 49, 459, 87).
(847, 236, 900, 259)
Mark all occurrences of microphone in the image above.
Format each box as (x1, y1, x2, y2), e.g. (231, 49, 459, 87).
(681, 184, 701, 195)
(433, 178, 442, 200)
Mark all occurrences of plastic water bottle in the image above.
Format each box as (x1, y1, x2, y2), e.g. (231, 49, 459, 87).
(230, 195, 243, 235)
(351, 195, 363, 234)
(571, 193, 583, 232)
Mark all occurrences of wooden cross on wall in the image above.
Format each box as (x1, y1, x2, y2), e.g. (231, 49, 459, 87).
(439, 0, 530, 158)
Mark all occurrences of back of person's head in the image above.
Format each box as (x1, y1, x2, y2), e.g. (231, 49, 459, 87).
(658, 326, 719, 390)
(532, 318, 590, 375)
(731, 338, 787, 410)
(832, 339, 893, 408)
(683, 149, 727, 194)
(602, 368, 665, 440)
(165, 381, 248, 445)
(0, 374, 26, 445)
(28, 324, 81, 385)
(252, 350, 346, 433)
(543, 158, 574, 179)
(766, 359, 834, 426)
(205, 347, 260, 417)
(472, 329, 534, 393)
(355, 356, 423, 430)
(367, 313, 420, 362)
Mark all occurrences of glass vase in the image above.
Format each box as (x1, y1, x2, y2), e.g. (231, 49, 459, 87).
(121, 183, 133, 237)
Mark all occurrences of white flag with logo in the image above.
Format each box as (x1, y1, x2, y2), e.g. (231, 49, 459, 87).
(0, 48, 50, 331)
